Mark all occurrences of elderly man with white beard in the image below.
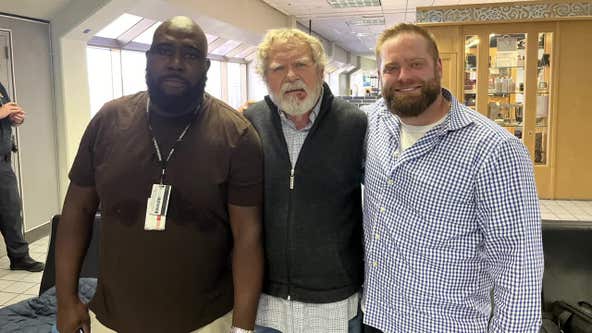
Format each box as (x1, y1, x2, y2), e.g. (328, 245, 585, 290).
(243, 29, 367, 333)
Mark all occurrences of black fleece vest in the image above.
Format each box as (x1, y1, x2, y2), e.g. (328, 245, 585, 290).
(244, 84, 367, 303)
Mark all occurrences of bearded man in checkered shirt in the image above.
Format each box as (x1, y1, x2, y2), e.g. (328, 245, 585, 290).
(362, 23, 543, 333)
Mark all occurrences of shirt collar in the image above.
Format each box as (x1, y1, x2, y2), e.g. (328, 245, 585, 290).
(442, 88, 474, 132)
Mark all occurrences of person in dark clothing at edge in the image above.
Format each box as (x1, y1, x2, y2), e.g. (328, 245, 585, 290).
(55, 16, 263, 333)
(243, 28, 367, 333)
(0, 80, 45, 272)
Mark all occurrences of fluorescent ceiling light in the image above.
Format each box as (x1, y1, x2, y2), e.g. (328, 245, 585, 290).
(96, 13, 142, 39)
(327, 0, 381, 9)
(347, 16, 385, 26)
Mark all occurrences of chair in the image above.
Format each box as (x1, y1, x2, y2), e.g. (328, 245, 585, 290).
(38, 214, 101, 295)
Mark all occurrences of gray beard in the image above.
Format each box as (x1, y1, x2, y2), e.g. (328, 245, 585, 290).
(269, 83, 322, 116)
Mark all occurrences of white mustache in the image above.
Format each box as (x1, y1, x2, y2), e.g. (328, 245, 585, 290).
(280, 81, 308, 94)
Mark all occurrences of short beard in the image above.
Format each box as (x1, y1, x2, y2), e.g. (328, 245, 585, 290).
(146, 69, 207, 117)
(383, 75, 441, 118)
(269, 80, 322, 116)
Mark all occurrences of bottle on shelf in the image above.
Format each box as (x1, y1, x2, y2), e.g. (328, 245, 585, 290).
(501, 77, 509, 94)
(495, 77, 502, 94)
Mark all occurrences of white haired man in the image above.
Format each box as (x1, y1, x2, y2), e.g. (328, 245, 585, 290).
(243, 29, 367, 333)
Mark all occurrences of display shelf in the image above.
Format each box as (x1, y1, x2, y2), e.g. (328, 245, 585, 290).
(488, 91, 523, 96)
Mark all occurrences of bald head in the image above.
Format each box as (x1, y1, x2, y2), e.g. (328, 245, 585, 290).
(153, 16, 208, 54)
(146, 16, 211, 116)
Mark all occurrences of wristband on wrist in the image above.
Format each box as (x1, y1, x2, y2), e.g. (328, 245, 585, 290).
(229, 327, 254, 333)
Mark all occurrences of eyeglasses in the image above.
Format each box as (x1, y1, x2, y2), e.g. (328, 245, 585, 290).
(149, 44, 207, 64)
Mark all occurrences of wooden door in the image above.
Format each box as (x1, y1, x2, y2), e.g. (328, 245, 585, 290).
(440, 52, 458, 97)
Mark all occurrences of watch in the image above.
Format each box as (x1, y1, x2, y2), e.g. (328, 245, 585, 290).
(229, 327, 254, 333)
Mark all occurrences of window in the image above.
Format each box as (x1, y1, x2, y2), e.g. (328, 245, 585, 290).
(121, 50, 147, 95)
(247, 62, 267, 101)
(227, 62, 244, 109)
(87, 47, 118, 116)
(205, 60, 222, 99)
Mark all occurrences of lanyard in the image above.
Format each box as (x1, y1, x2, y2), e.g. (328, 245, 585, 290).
(146, 97, 198, 184)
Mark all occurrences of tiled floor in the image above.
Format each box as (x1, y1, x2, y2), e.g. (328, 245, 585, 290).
(0, 235, 49, 307)
(540, 200, 592, 221)
(0, 200, 590, 308)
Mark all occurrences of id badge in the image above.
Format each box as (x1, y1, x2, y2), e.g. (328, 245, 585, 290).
(144, 184, 171, 231)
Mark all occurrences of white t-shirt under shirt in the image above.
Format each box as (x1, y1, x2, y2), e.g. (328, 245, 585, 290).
(399, 115, 447, 152)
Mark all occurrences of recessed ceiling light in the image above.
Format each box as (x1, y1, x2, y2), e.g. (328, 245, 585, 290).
(327, 0, 381, 9)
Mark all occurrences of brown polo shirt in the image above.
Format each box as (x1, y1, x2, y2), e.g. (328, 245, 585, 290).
(69, 92, 263, 333)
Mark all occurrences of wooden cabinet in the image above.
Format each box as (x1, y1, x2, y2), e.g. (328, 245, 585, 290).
(424, 22, 562, 199)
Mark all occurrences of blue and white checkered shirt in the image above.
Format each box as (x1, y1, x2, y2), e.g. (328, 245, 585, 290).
(362, 89, 543, 333)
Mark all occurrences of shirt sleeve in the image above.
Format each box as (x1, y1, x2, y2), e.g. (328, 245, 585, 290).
(475, 137, 544, 332)
(227, 124, 263, 206)
(68, 115, 101, 187)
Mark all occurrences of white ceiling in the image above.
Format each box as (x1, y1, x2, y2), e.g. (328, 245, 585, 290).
(0, 0, 72, 21)
(261, 0, 534, 54)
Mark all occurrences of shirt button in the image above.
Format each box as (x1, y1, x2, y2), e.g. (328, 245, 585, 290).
(387, 179, 394, 185)
(375, 234, 380, 240)
(373, 261, 378, 267)
(380, 207, 386, 213)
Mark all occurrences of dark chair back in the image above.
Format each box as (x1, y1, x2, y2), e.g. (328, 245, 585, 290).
(39, 214, 101, 295)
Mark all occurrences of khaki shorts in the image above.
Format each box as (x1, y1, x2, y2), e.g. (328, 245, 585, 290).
(89, 310, 233, 333)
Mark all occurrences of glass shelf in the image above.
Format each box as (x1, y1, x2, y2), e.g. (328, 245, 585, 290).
(488, 32, 527, 142)
(491, 66, 525, 69)
(489, 91, 524, 96)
